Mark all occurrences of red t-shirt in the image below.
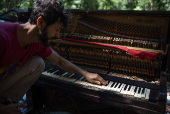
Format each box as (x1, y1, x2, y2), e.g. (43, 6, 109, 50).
(0, 22, 52, 80)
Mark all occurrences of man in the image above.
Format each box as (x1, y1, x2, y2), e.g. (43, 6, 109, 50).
(0, 0, 107, 113)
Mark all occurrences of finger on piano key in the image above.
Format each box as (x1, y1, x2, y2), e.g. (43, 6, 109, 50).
(85, 82, 99, 88)
(106, 81, 114, 90)
(97, 80, 109, 90)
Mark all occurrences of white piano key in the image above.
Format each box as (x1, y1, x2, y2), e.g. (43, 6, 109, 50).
(130, 86, 136, 96)
(145, 89, 150, 100)
(43, 70, 60, 78)
(74, 77, 87, 86)
(98, 80, 109, 90)
(137, 88, 143, 98)
(123, 85, 130, 94)
(60, 73, 77, 82)
(141, 88, 146, 98)
(56, 72, 69, 80)
(65, 74, 79, 82)
(86, 82, 99, 88)
(134, 87, 139, 97)
(126, 85, 132, 95)
(45, 71, 61, 79)
(114, 83, 121, 91)
(106, 81, 114, 90)
(109, 82, 117, 91)
(81, 79, 88, 86)
(42, 70, 53, 76)
(118, 84, 125, 92)
(120, 84, 127, 94)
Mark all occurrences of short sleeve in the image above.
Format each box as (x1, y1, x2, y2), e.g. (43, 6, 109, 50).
(0, 35, 6, 57)
(36, 41, 52, 58)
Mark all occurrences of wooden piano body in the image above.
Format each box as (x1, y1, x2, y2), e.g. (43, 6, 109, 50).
(25, 10, 170, 114)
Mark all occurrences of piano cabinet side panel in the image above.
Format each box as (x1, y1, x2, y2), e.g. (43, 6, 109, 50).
(158, 72, 167, 113)
(166, 45, 170, 74)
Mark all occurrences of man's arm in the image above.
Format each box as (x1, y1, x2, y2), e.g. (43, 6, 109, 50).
(46, 49, 107, 85)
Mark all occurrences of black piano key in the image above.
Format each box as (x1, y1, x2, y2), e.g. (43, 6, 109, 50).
(63, 72, 71, 77)
(76, 75, 82, 80)
(105, 80, 110, 86)
(46, 68, 54, 73)
(128, 85, 132, 91)
(124, 84, 128, 90)
(49, 69, 57, 73)
(44, 66, 52, 71)
(138, 87, 141, 94)
(110, 82, 116, 88)
(142, 88, 145, 94)
(68, 74, 75, 78)
(70, 74, 77, 79)
(114, 83, 119, 88)
(55, 70, 65, 75)
(82, 78, 86, 81)
(134, 87, 137, 93)
(72, 74, 79, 79)
(118, 83, 122, 88)
(54, 70, 61, 75)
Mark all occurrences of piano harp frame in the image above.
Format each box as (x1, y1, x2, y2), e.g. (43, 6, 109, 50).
(27, 10, 170, 114)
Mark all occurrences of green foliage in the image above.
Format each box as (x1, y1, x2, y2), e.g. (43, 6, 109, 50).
(0, 0, 170, 14)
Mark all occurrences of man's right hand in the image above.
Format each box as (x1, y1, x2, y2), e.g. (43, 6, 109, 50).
(0, 103, 27, 114)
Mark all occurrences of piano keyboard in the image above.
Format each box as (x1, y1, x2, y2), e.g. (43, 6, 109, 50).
(42, 67, 151, 100)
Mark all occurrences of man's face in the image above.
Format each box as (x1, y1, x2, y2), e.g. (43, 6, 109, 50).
(39, 22, 63, 46)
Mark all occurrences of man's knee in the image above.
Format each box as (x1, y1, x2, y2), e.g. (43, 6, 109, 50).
(28, 56, 45, 74)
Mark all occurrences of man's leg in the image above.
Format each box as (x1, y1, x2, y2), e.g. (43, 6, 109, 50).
(0, 56, 45, 102)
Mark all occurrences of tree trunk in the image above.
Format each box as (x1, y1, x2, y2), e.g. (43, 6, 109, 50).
(12, 0, 16, 8)
(6, 0, 10, 11)
(93, 0, 95, 10)
(32, 0, 34, 7)
(150, 0, 153, 10)
(102, 1, 104, 10)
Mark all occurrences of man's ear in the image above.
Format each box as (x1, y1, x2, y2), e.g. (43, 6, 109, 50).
(37, 16, 46, 30)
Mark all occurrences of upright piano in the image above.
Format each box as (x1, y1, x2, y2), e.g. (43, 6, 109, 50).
(21, 10, 170, 114)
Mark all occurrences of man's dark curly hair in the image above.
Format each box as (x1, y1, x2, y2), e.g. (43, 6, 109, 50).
(29, 0, 71, 29)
